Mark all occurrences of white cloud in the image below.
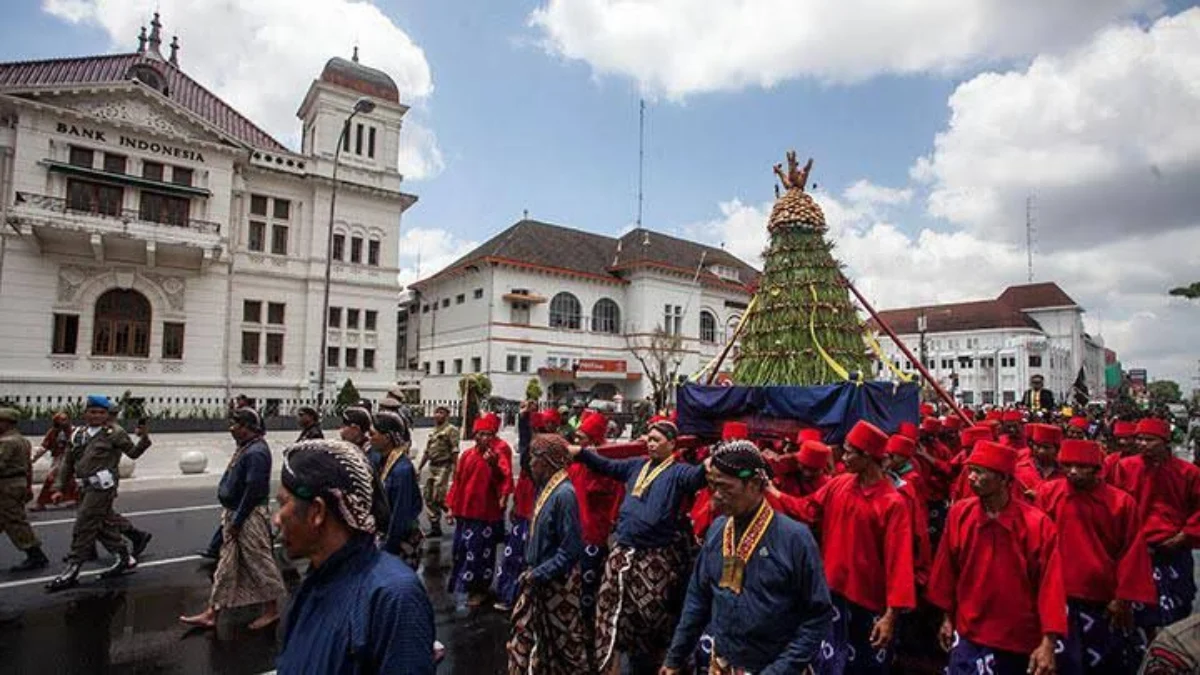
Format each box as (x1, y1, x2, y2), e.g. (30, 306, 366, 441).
(913, 8, 1200, 250)
(397, 118, 445, 181)
(397, 227, 479, 287)
(44, 0, 443, 176)
(528, 0, 1160, 98)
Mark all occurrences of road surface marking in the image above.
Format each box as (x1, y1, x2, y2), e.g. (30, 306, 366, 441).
(32, 504, 221, 527)
(0, 554, 204, 590)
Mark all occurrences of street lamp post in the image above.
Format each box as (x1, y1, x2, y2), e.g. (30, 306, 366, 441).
(317, 97, 376, 414)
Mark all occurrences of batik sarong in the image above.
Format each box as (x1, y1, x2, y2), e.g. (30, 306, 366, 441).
(493, 517, 530, 607)
(816, 593, 892, 675)
(210, 506, 286, 610)
(594, 538, 691, 671)
(1134, 547, 1196, 629)
(507, 568, 589, 675)
(1059, 599, 1128, 675)
(580, 543, 607, 620)
(926, 500, 948, 551)
(946, 635, 1033, 675)
(448, 517, 501, 595)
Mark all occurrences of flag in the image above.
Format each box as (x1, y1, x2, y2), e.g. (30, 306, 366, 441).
(1072, 367, 1090, 407)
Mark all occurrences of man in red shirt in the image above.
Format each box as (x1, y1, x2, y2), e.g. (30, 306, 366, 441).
(1101, 420, 1137, 478)
(566, 411, 622, 630)
(769, 420, 915, 675)
(1015, 423, 1065, 500)
(999, 410, 1028, 457)
(765, 431, 832, 497)
(1036, 438, 1155, 674)
(1067, 416, 1090, 440)
(1109, 417, 1200, 632)
(929, 440, 1066, 675)
(948, 426, 997, 503)
(445, 413, 513, 608)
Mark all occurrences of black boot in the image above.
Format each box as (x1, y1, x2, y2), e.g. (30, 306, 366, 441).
(127, 530, 153, 559)
(9, 546, 50, 572)
(45, 561, 83, 592)
(98, 550, 136, 580)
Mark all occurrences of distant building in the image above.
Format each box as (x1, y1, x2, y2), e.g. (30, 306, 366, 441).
(406, 219, 759, 403)
(870, 283, 1108, 407)
(0, 14, 416, 416)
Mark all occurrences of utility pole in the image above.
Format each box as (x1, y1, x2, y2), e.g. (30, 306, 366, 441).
(636, 98, 645, 227)
(1026, 194, 1035, 283)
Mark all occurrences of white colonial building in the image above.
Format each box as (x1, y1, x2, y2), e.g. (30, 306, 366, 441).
(870, 283, 1109, 407)
(0, 15, 416, 416)
(405, 220, 759, 403)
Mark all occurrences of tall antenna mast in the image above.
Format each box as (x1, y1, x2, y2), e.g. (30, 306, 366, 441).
(1025, 194, 1035, 283)
(636, 98, 645, 226)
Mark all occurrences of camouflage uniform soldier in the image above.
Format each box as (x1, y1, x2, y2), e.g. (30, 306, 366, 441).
(418, 406, 460, 537)
(46, 395, 138, 592)
(0, 408, 49, 572)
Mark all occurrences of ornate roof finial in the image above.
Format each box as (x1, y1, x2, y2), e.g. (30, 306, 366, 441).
(772, 150, 813, 193)
(148, 12, 163, 56)
(137, 26, 147, 54)
(352, 45, 359, 63)
(169, 35, 179, 66)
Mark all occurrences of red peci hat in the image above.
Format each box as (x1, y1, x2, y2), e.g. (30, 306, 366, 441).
(961, 426, 994, 448)
(1135, 418, 1170, 441)
(846, 420, 889, 459)
(722, 421, 749, 441)
(1112, 421, 1137, 438)
(473, 413, 501, 434)
(921, 417, 942, 434)
(886, 434, 916, 459)
(920, 403, 936, 417)
(968, 441, 1018, 476)
(1027, 423, 1063, 446)
(1002, 410, 1024, 423)
(797, 441, 832, 470)
(986, 410, 1003, 422)
(578, 412, 608, 445)
(1069, 417, 1089, 430)
(898, 421, 919, 440)
(797, 428, 823, 444)
(941, 416, 963, 431)
(1058, 439, 1103, 466)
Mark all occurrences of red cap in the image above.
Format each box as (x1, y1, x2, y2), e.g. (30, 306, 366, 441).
(1135, 418, 1171, 441)
(1069, 417, 1089, 430)
(797, 441, 832, 470)
(796, 428, 823, 444)
(473, 413, 500, 434)
(986, 409, 1002, 421)
(540, 408, 562, 431)
(886, 434, 916, 459)
(722, 421, 749, 441)
(961, 426, 994, 448)
(920, 403, 936, 417)
(898, 421, 919, 440)
(1112, 421, 1137, 438)
(846, 420, 889, 459)
(578, 412, 608, 445)
(921, 417, 942, 434)
(1027, 423, 1063, 446)
(968, 441, 1018, 476)
(941, 416, 963, 431)
(1058, 439, 1103, 466)
(1002, 410, 1024, 423)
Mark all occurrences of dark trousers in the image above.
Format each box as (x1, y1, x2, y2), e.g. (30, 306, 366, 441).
(69, 489, 127, 562)
(206, 526, 221, 555)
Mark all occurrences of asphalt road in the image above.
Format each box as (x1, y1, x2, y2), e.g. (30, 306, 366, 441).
(0, 485, 511, 674)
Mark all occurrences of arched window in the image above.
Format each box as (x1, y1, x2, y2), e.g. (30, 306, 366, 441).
(549, 292, 582, 330)
(700, 310, 717, 343)
(93, 289, 151, 357)
(591, 298, 621, 334)
(724, 315, 742, 344)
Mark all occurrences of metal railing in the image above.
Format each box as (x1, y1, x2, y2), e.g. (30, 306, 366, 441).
(14, 192, 221, 235)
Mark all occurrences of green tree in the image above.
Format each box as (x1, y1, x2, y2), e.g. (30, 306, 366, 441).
(525, 378, 543, 401)
(1169, 282, 1200, 299)
(459, 374, 493, 433)
(732, 152, 872, 385)
(1147, 379, 1183, 404)
(335, 379, 361, 413)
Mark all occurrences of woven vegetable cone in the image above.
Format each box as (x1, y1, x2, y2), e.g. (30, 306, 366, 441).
(731, 152, 873, 386)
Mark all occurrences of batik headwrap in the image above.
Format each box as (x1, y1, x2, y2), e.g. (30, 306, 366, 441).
(711, 439, 771, 483)
(282, 439, 380, 534)
(373, 410, 411, 447)
(230, 407, 265, 433)
(530, 433, 570, 471)
(649, 419, 679, 441)
(341, 406, 372, 431)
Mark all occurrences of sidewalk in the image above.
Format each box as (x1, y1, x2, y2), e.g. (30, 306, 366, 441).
(29, 425, 524, 494)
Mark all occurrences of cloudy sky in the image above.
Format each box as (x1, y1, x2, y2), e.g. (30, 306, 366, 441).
(3, 0, 1197, 386)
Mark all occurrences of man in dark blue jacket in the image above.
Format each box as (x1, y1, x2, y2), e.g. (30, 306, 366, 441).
(274, 438, 436, 675)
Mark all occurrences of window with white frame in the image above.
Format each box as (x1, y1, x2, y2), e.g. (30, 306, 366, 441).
(549, 292, 582, 330)
(700, 310, 717, 343)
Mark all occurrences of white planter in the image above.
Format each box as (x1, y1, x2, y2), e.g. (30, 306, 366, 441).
(179, 451, 208, 475)
(118, 455, 136, 479)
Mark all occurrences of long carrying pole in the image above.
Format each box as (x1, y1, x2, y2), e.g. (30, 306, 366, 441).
(704, 304, 753, 384)
(840, 275, 972, 425)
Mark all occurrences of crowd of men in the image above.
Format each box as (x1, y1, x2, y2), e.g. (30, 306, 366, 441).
(2, 384, 1198, 675)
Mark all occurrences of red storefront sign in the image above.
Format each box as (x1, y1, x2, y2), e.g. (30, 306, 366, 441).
(576, 359, 627, 373)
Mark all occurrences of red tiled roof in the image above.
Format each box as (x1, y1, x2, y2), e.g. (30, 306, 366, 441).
(0, 53, 288, 152)
(870, 299, 1042, 335)
(996, 282, 1077, 310)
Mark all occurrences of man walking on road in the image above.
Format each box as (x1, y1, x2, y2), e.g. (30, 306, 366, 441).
(296, 407, 324, 442)
(0, 407, 50, 572)
(418, 405, 459, 538)
(46, 395, 139, 591)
